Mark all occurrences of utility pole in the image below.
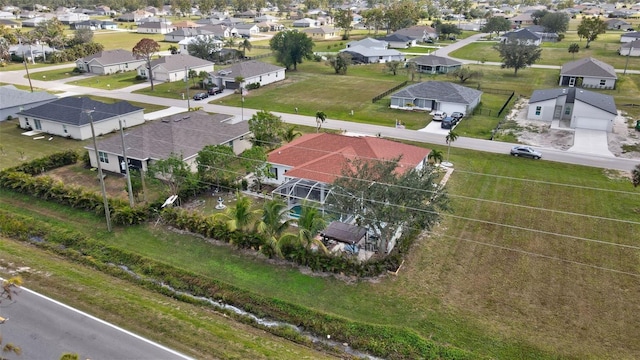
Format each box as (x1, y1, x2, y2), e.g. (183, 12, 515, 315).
(22, 51, 33, 92)
(119, 119, 134, 207)
(185, 66, 191, 110)
(624, 45, 633, 75)
(87, 110, 112, 232)
(241, 95, 244, 121)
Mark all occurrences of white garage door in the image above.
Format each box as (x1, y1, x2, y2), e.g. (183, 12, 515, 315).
(574, 117, 609, 131)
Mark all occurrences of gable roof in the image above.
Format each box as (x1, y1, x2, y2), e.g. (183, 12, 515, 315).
(302, 26, 336, 34)
(167, 27, 212, 36)
(529, 87, 617, 115)
(391, 81, 482, 105)
(268, 133, 430, 184)
(78, 49, 141, 65)
(622, 31, 640, 39)
(560, 57, 617, 79)
(504, 28, 542, 40)
(346, 37, 387, 49)
(149, 54, 214, 71)
(0, 85, 57, 109)
(380, 34, 413, 43)
(86, 111, 249, 161)
(409, 54, 462, 66)
(341, 45, 402, 57)
(215, 60, 284, 78)
(394, 25, 437, 39)
(621, 39, 640, 49)
(19, 96, 143, 125)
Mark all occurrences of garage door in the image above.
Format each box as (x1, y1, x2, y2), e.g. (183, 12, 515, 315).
(573, 117, 609, 131)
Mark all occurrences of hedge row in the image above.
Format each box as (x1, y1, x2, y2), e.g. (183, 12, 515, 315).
(0, 210, 472, 360)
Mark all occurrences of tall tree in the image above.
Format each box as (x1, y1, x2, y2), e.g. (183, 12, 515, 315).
(0, 37, 9, 64)
(147, 153, 197, 197)
(199, 0, 215, 17)
(248, 110, 283, 147)
(215, 193, 261, 232)
(281, 125, 301, 142)
(71, 28, 94, 46)
(445, 130, 458, 163)
(361, 8, 385, 34)
(493, 42, 542, 76)
(269, 30, 315, 70)
(327, 157, 448, 253)
(568, 43, 579, 59)
(281, 203, 328, 251)
(405, 60, 417, 81)
(315, 111, 326, 132)
(325, 52, 351, 75)
(187, 36, 219, 59)
(448, 67, 483, 83)
(132, 38, 160, 90)
(238, 38, 252, 57)
(427, 149, 444, 164)
(196, 144, 235, 186)
(386, 60, 402, 75)
(257, 198, 294, 257)
(482, 16, 511, 39)
(530, 9, 549, 25)
(577, 17, 606, 48)
(239, 146, 273, 190)
(384, 0, 421, 33)
(437, 23, 462, 39)
(540, 12, 569, 34)
(334, 9, 353, 39)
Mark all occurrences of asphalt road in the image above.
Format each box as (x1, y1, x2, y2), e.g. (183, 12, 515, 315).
(0, 286, 193, 360)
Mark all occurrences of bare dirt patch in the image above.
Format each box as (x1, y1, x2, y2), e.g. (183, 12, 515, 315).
(44, 164, 131, 200)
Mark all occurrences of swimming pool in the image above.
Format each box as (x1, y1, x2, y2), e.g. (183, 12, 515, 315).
(289, 205, 302, 218)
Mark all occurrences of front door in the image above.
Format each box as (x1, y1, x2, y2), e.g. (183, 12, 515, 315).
(553, 106, 562, 120)
(568, 77, 576, 87)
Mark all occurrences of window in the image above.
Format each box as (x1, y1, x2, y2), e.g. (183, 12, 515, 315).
(535, 106, 541, 116)
(34, 119, 42, 130)
(599, 79, 606, 86)
(565, 107, 571, 115)
(98, 151, 109, 163)
(25, 117, 29, 126)
(63, 125, 67, 134)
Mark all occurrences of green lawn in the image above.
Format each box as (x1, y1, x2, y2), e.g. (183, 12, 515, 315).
(2, 145, 639, 359)
(28, 67, 80, 81)
(92, 32, 169, 51)
(67, 71, 148, 90)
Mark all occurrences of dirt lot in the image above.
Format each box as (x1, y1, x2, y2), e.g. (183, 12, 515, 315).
(500, 98, 640, 158)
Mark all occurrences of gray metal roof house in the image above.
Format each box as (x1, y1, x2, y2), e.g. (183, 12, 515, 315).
(390, 81, 482, 115)
(0, 85, 57, 122)
(558, 57, 617, 89)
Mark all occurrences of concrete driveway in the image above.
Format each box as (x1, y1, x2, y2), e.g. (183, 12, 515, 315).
(568, 128, 614, 157)
(418, 119, 461, 135)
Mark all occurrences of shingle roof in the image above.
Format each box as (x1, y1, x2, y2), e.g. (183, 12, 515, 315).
(621, 31, 640, 39)
(346, 37, 387, 49)
(166, 28, 211, 36)
(216, 60, 284, 78)
(394, 25, 437, 39)
(0, 85, 57, 109)
(380, 34, 413, 43)
(268, 133, 430, 184)
(86, 111, 249, 161)
(391, 81, 482, 105)
(409, 54, 461, 67)
(302, 26, 336, 34)
(150, 54, 214, 71)
(504, 28, 542, 40)
(560, 57, 617, 79)
(621, 39, 640, 49)
(340, 45, 403, 57)
(19, 96, 143, 125)
(529, 87, 617, 115)
(79, 49, 140, 65)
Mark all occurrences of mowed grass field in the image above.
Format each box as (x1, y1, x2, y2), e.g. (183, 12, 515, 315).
(1, 145, 640, 359)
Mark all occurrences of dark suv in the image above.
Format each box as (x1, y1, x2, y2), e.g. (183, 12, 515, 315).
(440, 116, 459, 129)
(208, 87, 223, 95)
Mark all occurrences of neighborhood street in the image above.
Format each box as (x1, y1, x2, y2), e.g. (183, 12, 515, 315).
(1, 38, 639, 172)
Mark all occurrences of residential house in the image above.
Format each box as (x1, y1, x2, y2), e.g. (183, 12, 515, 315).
(340, 45, 405, 64)
(17, 97, 144, 140)
(390, 81, 482, 114)
(619, 40, 640, 56)
(9, 43, 56, 61)
(76, 49, 146, 75)
(346, 37, 388, 49)
(293, 18, 318, 27)
(138, 21, 176, 34)
(209, 60, 285, 90)
(524, 25, 559, 42)
(0, 85, 57, 121)
(200, 24, 235, 38)
(606, 18, 633, 31)
(255, 14, 278, 23)
(84, 111, 251, 174)
(621, 31, 640, 43)
(0, 19, 21, 28)
(500, 28, 542, 45)
(379, 34, 416, 49)
(302, 26, 339, 40)
(118, 10, 152, 22)
(527, 87, 617, 131)
(164, 28, 213, 42)
(72, 20, 116, 30)
(172, 20, 201, 29)
(393, 25, 438, 42)
(0, 11, 14, 19)
(56, 12, 90, 24)
(236, 9, 257, 19)
(558, 57, 617, 89)
(178, 35, 223, 54)
(409, 54, 462, 74)
(94, 6, 113, 16)
(22, 17, 48, 27)
(256, 21, 284, 32)
(235, 23, 260, 37)
(510, 12, 534, 28)
(137, 54, 215, 83)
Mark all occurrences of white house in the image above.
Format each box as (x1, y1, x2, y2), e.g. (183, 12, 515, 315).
(292, 18, 318, 27)
(499, 28, 542, 46)
(164, 28, 213, 42)
(234, 23, 260, 37)
(389, 81, 482, 114)
(137, 21, 175, 34)
(621, 31, 640, 43)
(76, 49, 146, 75)
(138, 54, 215, 83)
(84, 111, 251, 174)
(209, 60, 285, 90)
(0, 85, 57, 121)
(527, 87, 617, 132)
(619, 40, 640, 56)
(558, 57, 617, 89)
(17, 97, 144, 140)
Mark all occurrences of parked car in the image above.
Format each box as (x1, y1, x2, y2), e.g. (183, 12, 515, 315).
(431, 111, 447, 121)
(193, 92, 209, 100)
(510, 146, 542, 159)
(208, 87, 223, 95)
(451, 112, 464, 121)
(441, 116, 459, 129)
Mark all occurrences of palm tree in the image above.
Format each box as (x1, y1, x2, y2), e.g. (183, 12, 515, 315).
(315, 111, 327, 133)
(238, 38, 252, 58)
(256, 198, 293, 257)
(632, 164, 640, 187)
(214, 193, 261, 233)
(445, 130, 458, 163)
(281, 125, 301, 142)
(427, 149, 444, 165)
(568, 43, 579, 60)
(235, 75, 245, 93)
(292, 204, 328, 252)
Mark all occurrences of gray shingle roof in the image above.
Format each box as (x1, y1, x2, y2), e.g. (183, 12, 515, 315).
(409, 54, 461, 67)
(19, 96, 143, 125)
(340, 45, 403, 57)
(166, 28, 212, 36)
(87, 111, 249, 161)
(216, 60, 285, 78)
(529, 87, 617, 115)
(150, 54, 214, 71)
(391, 81, 482, 105)
(380, 34, 412, 43)
(79, 49, 140, 65)
(622, 31, 640, 39)
(504, 28, 542, 40)
(0, 85, 57, 109)
(560, 57, 617, 79)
